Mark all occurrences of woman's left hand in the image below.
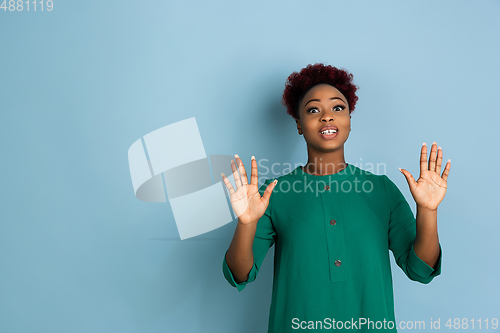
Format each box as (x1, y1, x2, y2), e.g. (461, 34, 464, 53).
(399, 142, 451, 211)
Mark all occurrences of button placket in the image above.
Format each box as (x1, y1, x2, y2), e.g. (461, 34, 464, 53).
(319, 185, 348, 283)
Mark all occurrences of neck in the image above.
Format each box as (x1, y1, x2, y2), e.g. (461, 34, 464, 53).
(302, 142, 348, 176)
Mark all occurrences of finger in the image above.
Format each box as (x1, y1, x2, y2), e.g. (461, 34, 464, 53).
(221, 172, 236, 195)
(420, 142, 428, 172)
(436, 146, 443, 175)
(235, 154, 249, 186)
(250, 156, 258, 186)
(260, 179, 278, 206)
(399, 168, 417, 193)
(441, 159, 451, 181)
(428, 142, 437, 172)
(231, 158, 242, 189)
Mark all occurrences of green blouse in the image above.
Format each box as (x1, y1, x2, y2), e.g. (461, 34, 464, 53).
(222, 164, 442, 332)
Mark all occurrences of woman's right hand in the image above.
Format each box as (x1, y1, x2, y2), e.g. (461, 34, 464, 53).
(221, 154, 278, 225)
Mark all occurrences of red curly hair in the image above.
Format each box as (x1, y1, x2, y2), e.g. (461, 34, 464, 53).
(282, 63, 359, 120)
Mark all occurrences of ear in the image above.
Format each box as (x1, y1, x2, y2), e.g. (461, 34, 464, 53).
(295, 119, 303, 135)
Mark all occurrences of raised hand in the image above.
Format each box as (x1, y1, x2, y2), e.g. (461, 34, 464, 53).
(221, 154, 278, 225)
(399, 142, 451, 211)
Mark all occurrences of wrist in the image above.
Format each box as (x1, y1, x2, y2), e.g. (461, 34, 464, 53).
(417, 204, 437, 213)
(237, 218, 258, 227)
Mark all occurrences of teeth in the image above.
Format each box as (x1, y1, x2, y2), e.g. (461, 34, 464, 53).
(321, 129, 337, 134)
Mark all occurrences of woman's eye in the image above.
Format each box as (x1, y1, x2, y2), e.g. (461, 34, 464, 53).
(307, 105, 345, 113)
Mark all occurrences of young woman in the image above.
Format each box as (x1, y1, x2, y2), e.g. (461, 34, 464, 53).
(221, 63, 450, 332)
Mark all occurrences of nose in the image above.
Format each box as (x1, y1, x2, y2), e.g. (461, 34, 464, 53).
(321, 113, 335, 122)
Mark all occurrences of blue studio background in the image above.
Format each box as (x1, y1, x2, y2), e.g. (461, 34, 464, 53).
(1, 1, 499, 332)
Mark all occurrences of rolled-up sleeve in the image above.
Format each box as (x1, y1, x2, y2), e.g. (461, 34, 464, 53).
(222, 178, 277, 292)
(383, 175, 442, 284)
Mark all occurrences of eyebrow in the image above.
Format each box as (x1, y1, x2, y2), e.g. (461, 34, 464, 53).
(304, 97, 346, 107)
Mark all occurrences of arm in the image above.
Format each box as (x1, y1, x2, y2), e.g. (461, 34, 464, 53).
(225, 219, 258, 284)
(222, 178, 277, 292)
(399, 142, 450, 271)
(394, 141, 450, 282)
(385, 174, 442, 284)
(414, 206, 440, 269)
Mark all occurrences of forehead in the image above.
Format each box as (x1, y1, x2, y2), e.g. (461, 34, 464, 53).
(299, 84, 346, 113)
(303, 84, 344, 100)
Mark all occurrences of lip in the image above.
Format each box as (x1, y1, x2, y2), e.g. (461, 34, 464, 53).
(319, 125, 338, 132)
(319, 125, 339, 140)
(319, 130, 338, 140)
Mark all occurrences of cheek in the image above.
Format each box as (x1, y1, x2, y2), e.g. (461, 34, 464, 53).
(339, 114, 350, 124)
(341, 117, 351, 133)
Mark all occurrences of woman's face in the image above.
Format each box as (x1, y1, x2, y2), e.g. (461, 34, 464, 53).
(295, 83, 351, 151)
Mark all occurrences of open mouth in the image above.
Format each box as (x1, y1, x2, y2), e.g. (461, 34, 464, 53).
(319, 128, 338, 139)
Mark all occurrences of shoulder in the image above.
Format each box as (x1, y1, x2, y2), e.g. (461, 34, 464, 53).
(351, 165, 388, 185)
(257, 166, 297, 195)
(258, 173, 291, 193)
(349, 166, 403, 201)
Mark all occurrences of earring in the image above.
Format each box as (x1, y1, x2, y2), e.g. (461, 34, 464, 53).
(298, 130, 303, 135)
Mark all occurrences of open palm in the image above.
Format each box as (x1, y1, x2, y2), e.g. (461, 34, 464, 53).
(221, 155, 277, 225)
(399, 142, 451, 211)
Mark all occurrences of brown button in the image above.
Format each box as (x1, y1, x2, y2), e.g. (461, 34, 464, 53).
(324, 185, 330, 190)
(330, 219, 337, 225)
(334, 260, 342, 267)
